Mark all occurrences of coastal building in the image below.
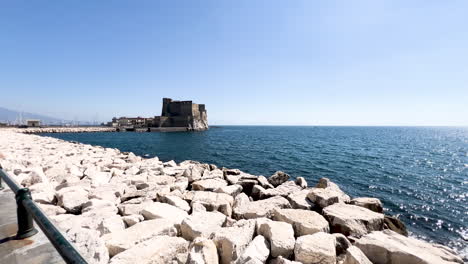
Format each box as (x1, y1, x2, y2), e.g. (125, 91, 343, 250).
(110, 98, 208, 131)
(26, 119, 41, 127)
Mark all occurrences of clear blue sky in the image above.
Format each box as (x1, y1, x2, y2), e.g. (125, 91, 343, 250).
(1, 1, 467, 125)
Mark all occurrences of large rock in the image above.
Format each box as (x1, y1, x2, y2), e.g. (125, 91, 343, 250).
(294, 232, 336, 264)
(215, 184, 243, 197)
(355, 230, 463, 264)
(190, 191, 234, 217)
(340, 246, 372, 264)
(307, 178, 350, 208)
(268, 171, 290, 187)
(102, 219, 178, 257)
(323, 203, 384, 237)
(235, 235, 270, 264)
(109, 235, 189, 264)
(117, 199, 152, 216)
(212, 219, 256, 264)
(82, 198, 118, 215)
(233, 194, 291, 219)
(187, 237, 219, 264)
(287, 190, 314, 210)
(350, 197, 383, 213)
(269, 256, 302, 264)
(254, 181, 303, 199)
(66, 227, 109, 264)
(257, 220, 295, 258)
(160, 195, 191, 212)
(272, 208, 329, 237)
(97, 215, 125, 236)
(56, 186, 89, 214)
(181, 211, 226, 241)
(192, 178, 228, 191)
(140, 202, 188, 224)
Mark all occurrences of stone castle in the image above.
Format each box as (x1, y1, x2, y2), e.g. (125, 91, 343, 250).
(110, 98, 208, 131)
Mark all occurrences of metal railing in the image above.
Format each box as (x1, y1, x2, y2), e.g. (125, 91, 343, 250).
(0, 168, 87, 264)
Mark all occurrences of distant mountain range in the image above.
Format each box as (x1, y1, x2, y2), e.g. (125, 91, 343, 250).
(0, 107, 95, 125)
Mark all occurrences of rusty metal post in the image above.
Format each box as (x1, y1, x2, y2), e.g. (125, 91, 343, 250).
(15, 188, 38, 239)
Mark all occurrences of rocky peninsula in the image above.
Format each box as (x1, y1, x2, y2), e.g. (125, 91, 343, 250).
(0, 129, 463, 264)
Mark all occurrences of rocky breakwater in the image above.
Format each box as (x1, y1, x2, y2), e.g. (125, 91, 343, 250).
(7, 126, 117, 134)
(0, 130, 464, 264)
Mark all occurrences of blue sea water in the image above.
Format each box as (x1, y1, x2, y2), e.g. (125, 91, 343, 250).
(43, 126, 468, 257)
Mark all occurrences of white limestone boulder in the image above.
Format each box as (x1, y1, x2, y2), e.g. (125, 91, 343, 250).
(160, 194, 191, 212)
(97, 215, 125, 236)
(355, 230, 463, 264)
(102, 218, 178, 257)
(212, 219, 256, 264)
(307, 178, 350, 208)
(286, 190, 314, 210)
(269, 256, 302, 264)
(108, 235, 189, 264)
(340, 246, 372, 264)
(294, 232, 336, 264)
(233, 193, 291, 219)
(235, 235, 270, 264)
(37, 203, 66, 215)
(272, 208, 329, 237)
(257, 220, 295, 258)
(254, 181, 303, 199)
(350, 197, 383, 213)
(295, 177, 307, 188)
(215, 184, 243, 197)
(323, 203, 384, 237)
(187, 237, 219, 264)
(190, 191, 234, 217)
(56, 186, 89, 214)
(181, 211, 226, 241)
(117, 199, 152, 216)
(192, 178, 228, 191)
(66, 227, 109, 264)
(140, 202, 188, 225)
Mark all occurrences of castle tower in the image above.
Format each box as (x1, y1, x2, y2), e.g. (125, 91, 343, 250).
(162, 98, 172, 117)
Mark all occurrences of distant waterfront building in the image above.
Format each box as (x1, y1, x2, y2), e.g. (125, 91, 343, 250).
(110, 98, 208, 131)
(26, 119, 41, 127)
(0, 122, 7, 127)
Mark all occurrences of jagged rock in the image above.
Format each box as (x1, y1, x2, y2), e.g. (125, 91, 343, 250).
(20, 167, 50, 187)
(295, 177, 307, 188)
(171, 177, 189, 192)
(355, 230, 463, 264)
(257, 220, 295, 258)
(258, 176, 274, 189)
(163, 160, 178, 167)
(30, 183, 56, 204)
(254, 181, 303, 199)
(38, 203, 66, 215)
(83, 165, 112, 186)
(323, 203, 384, 237)
(212, 219, 256, 264)
(233, 193, 291, 219)
(102, 219, 178, 257)
(88, 184, 124, 204)
(192, 178, 228, 191)
(108, 235, 189, 264)
(141, 202, 188, 224)
(181, 211, 226, 241)
(272, 208, 329, 237)
(160, 195, 191, 212)
(202, 169, 224, 180)
(66, 227, 109, 264)
(269, 256, 302, 264)
(117, 199, 153, 215)
(225, 174, 242, 185)
(192, 202, 207, 213)
(294, 232, 336, 264)
(122, 214, 143, 227)
(82, 199, 118, 215)
(215, 184, 243, 197)
(340, 246, 372, 264)
(383, 215, 408, 236)
(148, 175, 175, 185)
(186, 166, 203, 182)
(237, 179, 258, 196)
(187, 237, 219, 264)
(350, 197, 383, 213)
(224, 168, 241, 176)
(287, 190, 314, 210)
(333, 233, 352, 256)
(56, 186, 89, 214)
(307, 178, 350, 208)
(97, 215, 125, 236)
(235, 235, 270, 264)
(190, 191, 234, 217)
(268, 171, 290, 187)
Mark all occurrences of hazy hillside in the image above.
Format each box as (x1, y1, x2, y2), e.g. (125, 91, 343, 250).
(0, 107, 65, 125)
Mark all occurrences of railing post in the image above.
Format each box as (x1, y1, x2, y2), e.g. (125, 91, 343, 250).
(0, 177, 4, 190)
(15, 188, 38, 239)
